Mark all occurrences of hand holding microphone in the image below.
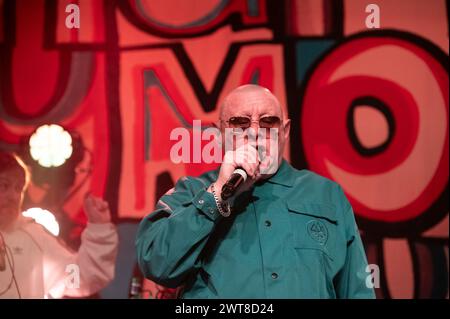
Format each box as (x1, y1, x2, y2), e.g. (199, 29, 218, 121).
(211, 144, 261, 201)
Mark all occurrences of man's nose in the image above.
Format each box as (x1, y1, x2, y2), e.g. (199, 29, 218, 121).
(249, 123, 260, 140)
(244, 126, 261, 142)
(250, 121, 260, 130)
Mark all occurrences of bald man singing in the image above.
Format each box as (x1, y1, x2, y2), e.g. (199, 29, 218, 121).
(136, 85, 375, 299)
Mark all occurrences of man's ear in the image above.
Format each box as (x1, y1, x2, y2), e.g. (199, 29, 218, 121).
(283, 119, 291, 141)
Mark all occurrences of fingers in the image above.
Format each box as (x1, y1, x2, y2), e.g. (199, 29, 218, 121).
(83, 193, 111, 224)
(234, 144, 259, 164)
(242, 162, 259, 180)
(220, 144, 262, 188)
(95, 198, 109, 212)
(84, 193, 109, 211)
(96, 200, 109, 212)
(233, 144, 260, 179)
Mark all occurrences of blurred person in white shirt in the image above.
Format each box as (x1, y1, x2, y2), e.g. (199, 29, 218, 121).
(0, 151, 118, 298)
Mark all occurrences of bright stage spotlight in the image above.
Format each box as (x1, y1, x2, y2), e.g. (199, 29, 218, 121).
(22, 207, 60, 236)
(29, 124, 73, 168)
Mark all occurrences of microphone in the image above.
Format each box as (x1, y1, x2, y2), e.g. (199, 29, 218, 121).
(221, 168, 247, 200)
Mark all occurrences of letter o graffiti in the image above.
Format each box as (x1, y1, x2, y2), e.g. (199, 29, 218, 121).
(300, 32, 448, 234)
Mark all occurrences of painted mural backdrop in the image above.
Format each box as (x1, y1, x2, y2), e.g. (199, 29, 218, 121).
(0, 0, 448, 298)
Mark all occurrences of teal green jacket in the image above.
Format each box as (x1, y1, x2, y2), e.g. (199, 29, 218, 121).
(136, 160, 375, 299)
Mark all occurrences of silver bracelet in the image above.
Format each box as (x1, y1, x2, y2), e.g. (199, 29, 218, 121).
(210, 183, 231, 217)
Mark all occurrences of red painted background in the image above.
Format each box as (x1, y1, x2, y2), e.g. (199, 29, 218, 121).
(0, 0, 448, 298)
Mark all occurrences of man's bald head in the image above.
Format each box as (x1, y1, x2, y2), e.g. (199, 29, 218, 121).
(217, 84, 291, 172)
(219, 84, 285, 121)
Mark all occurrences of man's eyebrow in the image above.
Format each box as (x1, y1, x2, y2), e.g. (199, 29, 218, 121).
(227, 114, 250, 118)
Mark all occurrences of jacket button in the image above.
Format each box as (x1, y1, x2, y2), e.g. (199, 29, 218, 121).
(264, 220, 271, 227)
(271, 273, 278, 279)
(198, 199, 204, 205)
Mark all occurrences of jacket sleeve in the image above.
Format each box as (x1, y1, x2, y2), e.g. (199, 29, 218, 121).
(37, 222, 118, 298)
(135, 177, 222, 288)
(334, 186, 376, 299)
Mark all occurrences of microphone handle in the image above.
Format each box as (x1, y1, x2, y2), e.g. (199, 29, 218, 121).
(221, 168, 247, 200)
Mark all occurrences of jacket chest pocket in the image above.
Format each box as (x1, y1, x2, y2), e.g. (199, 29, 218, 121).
(286, 201, 338, 261)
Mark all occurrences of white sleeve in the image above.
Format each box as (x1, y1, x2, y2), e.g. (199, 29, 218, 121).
(39, 222, 118, 298)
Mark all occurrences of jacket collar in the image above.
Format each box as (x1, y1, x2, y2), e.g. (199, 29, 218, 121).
(265, 158, 296, 187)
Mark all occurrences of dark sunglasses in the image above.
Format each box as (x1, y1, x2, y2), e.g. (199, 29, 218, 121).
(224, 116, 281, 129)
